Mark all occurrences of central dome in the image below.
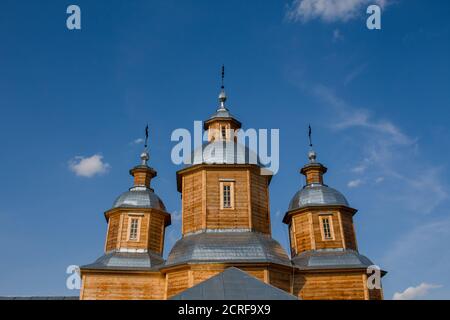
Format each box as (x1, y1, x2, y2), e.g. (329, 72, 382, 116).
(288, 184, 349, 211)
(189, 141, 262, 166)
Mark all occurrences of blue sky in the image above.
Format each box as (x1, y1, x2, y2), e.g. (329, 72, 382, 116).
(0, 0, 449, 299)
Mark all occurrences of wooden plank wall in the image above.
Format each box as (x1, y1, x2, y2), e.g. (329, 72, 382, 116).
(268, 269, 292, 293)
(166, 270, 190, 298)
(369, 288, 383, 300)
(148, 213, 165, 254)
(81, 273, 165, 300)
(206, 169, 250, 230)
(312, 212, 343, 250)
(340, 212, 357, 250)
(118, 214, 149, 250)
(250, 172, 270, 234)
(292, 214, 313, 254)
(294, 272, 366, 300)
(105, 214, 120, 252)
(182, 171, 203, 234)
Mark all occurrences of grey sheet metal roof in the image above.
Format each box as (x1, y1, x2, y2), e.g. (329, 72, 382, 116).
(208, 107, 236, 120)
(170, 267, 298, 300)
(188, 141, 262, 166)
(81, 251, 165, 271)
(288, 184, 349, 211)
(166, 231, 291, 267)
(292, 249, 374, 270)
(112, 187, 166, 211)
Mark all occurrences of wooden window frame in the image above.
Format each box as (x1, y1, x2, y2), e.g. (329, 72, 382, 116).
(219, 124, 231, 141)
(221, 125, 227, 140)
(127, 216, 141, 242)
(220, 181, 235, 210)
(319, 215, 335, 241)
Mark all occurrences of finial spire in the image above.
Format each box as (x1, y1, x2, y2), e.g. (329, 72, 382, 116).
(307, 125, 317, 163)
(221, 64, 225, 89)
(218, 65, 227, 110)
(141, 124, 150, 166)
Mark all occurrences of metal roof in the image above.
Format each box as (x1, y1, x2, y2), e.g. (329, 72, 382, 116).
(112, 187, 166, 211)
(189, 141, 262, 167)
(292, 249, 374, 270)
(288, 184, 349, 211)
(208, 107, 236, 120)
(170, 267, 298, 300)
(81, 251, 165, 271)
(166, 231, 291, 267)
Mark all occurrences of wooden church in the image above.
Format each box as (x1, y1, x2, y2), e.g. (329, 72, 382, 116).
(79, 72, 385, 300)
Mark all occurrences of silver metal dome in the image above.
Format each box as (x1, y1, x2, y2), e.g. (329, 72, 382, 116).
(112, 187, 166, 211)
(189, 141, 262, 166)
(288, 184, 349, 211)
(166, 231, 292, 267)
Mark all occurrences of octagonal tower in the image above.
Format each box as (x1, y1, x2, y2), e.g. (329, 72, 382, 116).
(162, 71, 292, 298)
(283, 148, 385, 300)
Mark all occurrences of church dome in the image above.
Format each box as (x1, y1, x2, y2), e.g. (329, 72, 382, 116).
(112, 187, 166, 211)
(288, 184, 349, 211)
(189, 141, 262, 166)
(165, 231, 291, 267)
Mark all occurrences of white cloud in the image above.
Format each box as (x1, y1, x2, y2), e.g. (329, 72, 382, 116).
(393, 283, 442, 300)
(68, 154, 110, 178)
(130, 138, 144, 145)
(352, 164, 367, 173)
(287, 0, 388, 23)
(347, 179, 363, 188)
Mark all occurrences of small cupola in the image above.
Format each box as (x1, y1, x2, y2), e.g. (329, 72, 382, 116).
(129, 151, 157, 189)
(300, 150, 328, 186)
(204, 65, 242, 142)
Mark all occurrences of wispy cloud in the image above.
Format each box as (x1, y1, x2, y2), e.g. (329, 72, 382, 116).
(344, 63, 368, 86)
(347, 179, 363, 188)
(287, 0, 388, 23)
(130, 138, 144, 145)
(393, 283, 442, 300)
(68, 154, 110, 178)
(312, 84, 448, 213)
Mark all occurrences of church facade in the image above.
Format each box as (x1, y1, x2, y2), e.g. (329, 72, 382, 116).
(79, 80, 385, 300)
